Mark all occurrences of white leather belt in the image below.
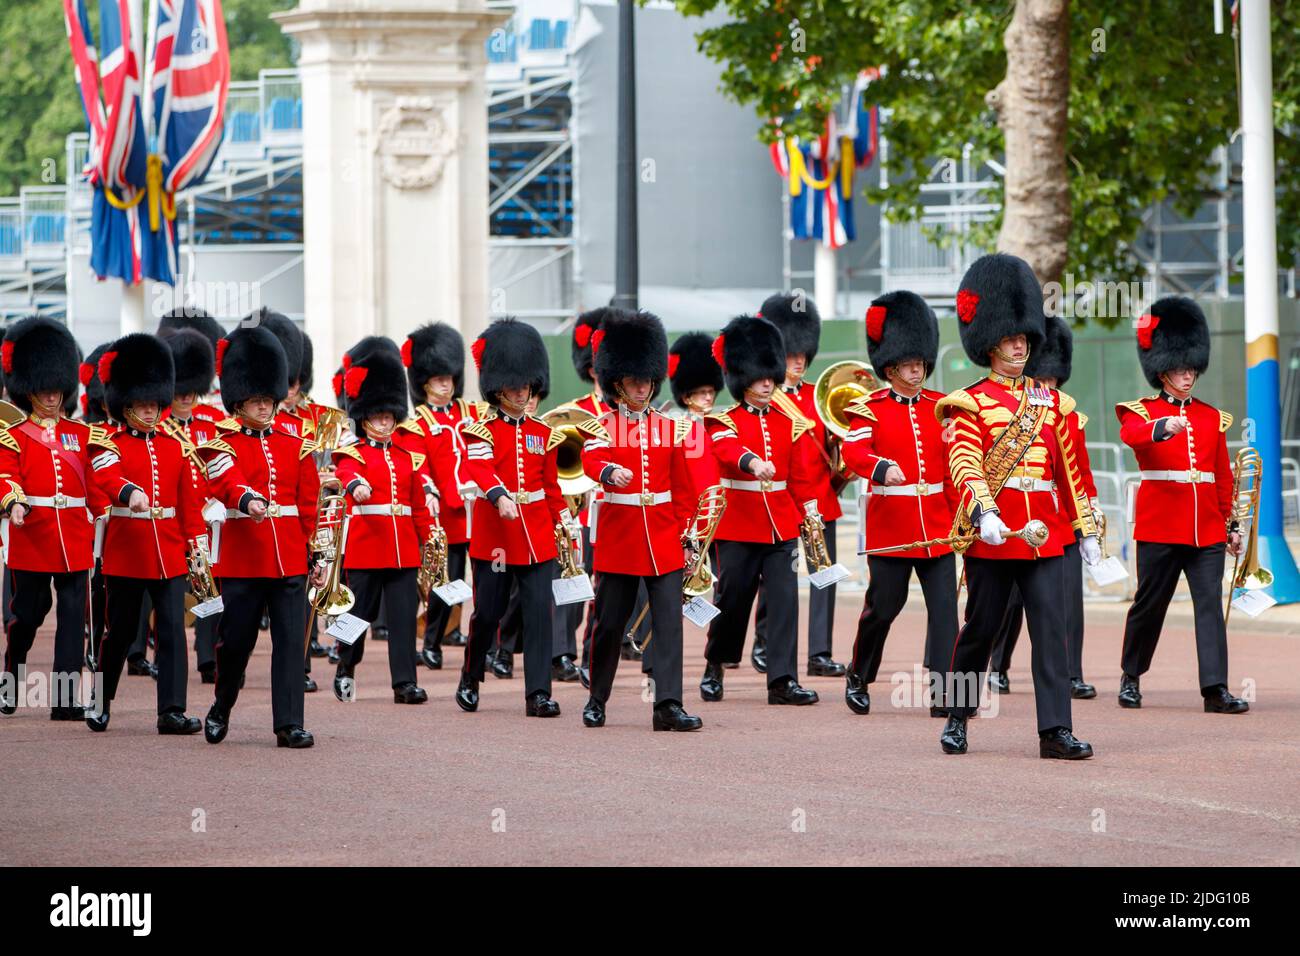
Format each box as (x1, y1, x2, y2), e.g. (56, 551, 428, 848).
(109, 506, 176, 519)
(352, 504, 412, 516)
(1140, 469, 1216, 484)
(870, 482, 944, 497)
(506, 489, 546, 504)
(227, 504, 300, 519)
(1000, 477, 1055, 493)
(25, 495, 87, 509)
(605, 491, 672, 506)
(721, 478, 787, 493)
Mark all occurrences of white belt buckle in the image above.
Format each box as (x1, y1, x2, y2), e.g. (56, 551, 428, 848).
(1187, 469, 1201, 483)
(267, 502, 281, 518)
(760, 479, 773, 493)
(391, 503, 403, 516)
(53, 493, 67, 508)
(150, 505, 165, 520)
(640, 492, 654, 506)
(916, 481, 929, 497)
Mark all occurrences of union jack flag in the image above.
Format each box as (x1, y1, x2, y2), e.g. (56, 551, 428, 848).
(151, 0, 230, 194)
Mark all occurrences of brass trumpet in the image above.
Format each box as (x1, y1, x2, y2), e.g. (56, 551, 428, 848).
(860, 519, 1051, 555)
(1225, 447, 1272, 624)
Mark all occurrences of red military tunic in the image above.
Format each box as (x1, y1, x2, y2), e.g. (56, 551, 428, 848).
(394, 400, 474, 543)
(196, 420, 320, 578)
(577, 405, 696, 576)
(1116, 393, 1233, 547)
(780, 381, 843, 522)
(274, 406, 313, 440)
(160, 407, 220, 501)
(332, 437, 436, 569)
(460, 409, 566, 565)
(705, 401, 822, 543)
(679, 414, 720, 497)
(569, 391, 610, 528)
(0, 415, 130, 572)
(95, 425, 206, 579)
(937, 373, 1096, 560)
(841, 387, 958, 559)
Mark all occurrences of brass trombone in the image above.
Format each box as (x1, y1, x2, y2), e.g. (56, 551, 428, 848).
(1225, 447, 1272, 624)
(859, 519, 1051, 555)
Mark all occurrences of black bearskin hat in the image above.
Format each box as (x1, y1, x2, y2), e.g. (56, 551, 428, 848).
(64, 343, 83, 418)
(668, 331, 724, 408)
(1136, 296, 1211, 391)
(571, 307, 609, 383)
(246, 307, 303, 387)
(1027, 314, 1074, 386)
(954, 253, 1044, 367)
(1, 316, 80, 413)
(161, 327, 215, 398)
(300, 333, 315, 395)
(158, 306, 225, 350)
(217, 325, 289, 409)
(715, 314, 786, 402)
(100, 333, 176, 422)
(403, 322, 465, 405)
(473, 318, 549, 405)
(344, 348, 409, 423)
(594, 309, 669, 402)
(865, 290, 940, 378)
(759, 291, 821, 363)
(336, 336, 400, 411)
(79, 343, 111, 422)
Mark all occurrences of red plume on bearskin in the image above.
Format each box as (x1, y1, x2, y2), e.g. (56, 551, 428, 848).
(342, 353, 353, 371)
(1, 340, 13, 375)
(574, 324, 592, 348)
(471, 336, 487, 371)
(667, 353, 680, 378)
(1136, 313, 1158, 350)
(215, 338, 229, 376)
(97, 351, 118, 385)
(400, 338, 413, 367)
(711, 334, 726, 370)
(590, 329, 605, 358)
(956, 289, 979, 324)
(331, 371, 343, 397)
(866, 305, 887, 343)
(344, 365, 369, 399)
(79, 362, 95, 387)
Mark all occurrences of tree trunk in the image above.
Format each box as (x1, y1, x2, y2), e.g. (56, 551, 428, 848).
(987, 0, 1071, 285)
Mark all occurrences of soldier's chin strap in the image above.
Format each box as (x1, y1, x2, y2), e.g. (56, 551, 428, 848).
(990, 342, 1031, 369)
(123, 407, 158, 432)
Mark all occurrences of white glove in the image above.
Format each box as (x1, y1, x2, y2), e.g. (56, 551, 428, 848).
(1080, 535, 1102, 566)
(978, 512, 1010, 546)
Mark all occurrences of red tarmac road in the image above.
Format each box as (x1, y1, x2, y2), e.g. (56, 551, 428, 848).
(1, 596, 1297, 866)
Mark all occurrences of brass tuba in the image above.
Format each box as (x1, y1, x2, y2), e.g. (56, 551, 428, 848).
(541, 404, 598, 511)
(1225, 447, 1273, 624)
(813, 360, 880, 490)
(306, 477, 356, 623)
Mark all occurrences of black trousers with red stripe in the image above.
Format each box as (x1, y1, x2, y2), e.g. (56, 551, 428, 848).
(465, 559, 552, 699)
(4, 569, 87, 708)
(589, 569, 683, 706)
(213, 575, 307, 731)
(706, 538, 799, 685)
(850, 553, 957, 682)
(990, 541, 1086, 679)
(337, 566, 419, 688)
(945, 556, 1073, 732)
(97, 575, 188, 714)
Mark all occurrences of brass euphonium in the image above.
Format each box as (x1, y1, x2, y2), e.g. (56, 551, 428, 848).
(555, 519, 583, 579)
(306, 477, 356, 623)
(184, 534, 220, 627)
(813, 360, 880, 490)
(1225, 447, 1273, 624)
(417, 520, 449, 598)
(540, 404, 598, 511)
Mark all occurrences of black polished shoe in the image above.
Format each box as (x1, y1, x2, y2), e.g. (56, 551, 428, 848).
(699, 662, 724, 702)
(750, 637, 767, 674)
(127, 656, 158, 679)
(582, 697, 606, 728)
(0, 682, 18, 716)
(987, 670, 1010, 694)
(445, 628, 466, 647)
(808, 654, 846, 678)
(1202, 684, 1249, 714)
(304, 674, 318, 694)
(490, 651, 514, 679)
(525, 692, 561, 718)
(158, 712, 202, 735)
(552, 655, 581, 683)
(420, 640, 443, 670)
(308, 639, 328, 659)
(1070, 677, 1097, 699)
(940, 715, 968, 754)
(198, 662, 216, 685)
(333, 669, 356, 703)
(326, 643, 340, 665)
(653, 700, 702, 732)
(50, 705, 85, 721)
(455, 675, 479, 713)
(204, 704, 229, 744)
(86, 700, 110, 732)
(1118, 672, 1142, 709)
(1039, 726, 1094, 759)
(845, 673, 871, 715)
(393, 682, 428, 705)
(767, 677, 819, 706)
(578, 665, 590, 690)
(275, 726, 315, 749)
(372, 625, 389, 643)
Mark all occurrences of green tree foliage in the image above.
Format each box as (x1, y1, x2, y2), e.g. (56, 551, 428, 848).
(0, 0, 296, 196)
(674, 1, 1300, 291)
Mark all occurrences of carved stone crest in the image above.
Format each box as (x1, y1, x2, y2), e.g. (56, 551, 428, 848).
(375, 97, 455, 190)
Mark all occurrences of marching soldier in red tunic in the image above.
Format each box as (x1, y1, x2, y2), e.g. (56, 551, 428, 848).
(158, 306, 226, 414)
(75, 344, 116, 674)
(668, 331, 723, 497)
(400, 322, 475, 669)
(0, 317, 130, 720)
(1116, 297, 1247, 714)
(457, 318, 566, 718)
(840, 290, 958, 716)
(158, 327, 223, 684)
(699, 315, 823, 706)
(331, 349, 438, 704)
(576, 309, 702, 731)
(936, 254, 1100, 759)
(757, 293, 846, 678)
(196, 325, 323, 749)
(85, 334, 207, 734)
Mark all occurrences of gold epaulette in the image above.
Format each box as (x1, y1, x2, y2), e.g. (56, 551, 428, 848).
(844, 397, 876, 421)
(398, 417, 424, 435)
(1057, 390, 1077, 417)
(332, 444, 364, 462)
(934, 389, 978, 421)
(770, 390, 815, 442)
(462, 421, 494, 444)
(673, 417, 692, 444)
(1117, 399, 1151, 422)
(1076, 411, 1089, 429)
(473, 401, 491, 419)
(415, 405, 439, 431)
(455, 398, 471, 418)
(198, 438, 236, 456)
(575, 418, 610, 443)
(298, 439, 320, 460)
(87, 424, 118, 452)
(706, 408, 738, 433)
(0, 426, 19, 453)
(409, 451, 426, 471)
(216, 417, 241, 432)
(545, 427, 566, 452)
(1219, 410, 1233, 433)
